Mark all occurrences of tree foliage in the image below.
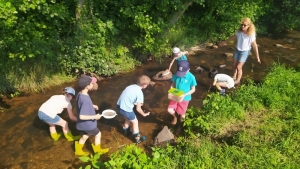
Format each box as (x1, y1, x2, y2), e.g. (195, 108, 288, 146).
(0, 0, 299, 93)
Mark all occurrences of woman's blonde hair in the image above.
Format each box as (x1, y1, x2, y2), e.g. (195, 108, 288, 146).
(137, 75, 151, 86)
(238, 17, 256, 36)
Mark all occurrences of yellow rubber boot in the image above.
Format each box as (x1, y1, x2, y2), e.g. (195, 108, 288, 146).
(50, 132, 62, 141)
(75, 141, 89, 156)
(92, 144, 109, 154)
(64, 132, 81, 141)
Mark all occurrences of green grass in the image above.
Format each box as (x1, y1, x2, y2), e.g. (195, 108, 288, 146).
(0, 63, 75, 95)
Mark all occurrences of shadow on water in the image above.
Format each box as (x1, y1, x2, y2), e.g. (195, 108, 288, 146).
(0, 31, 300, 168)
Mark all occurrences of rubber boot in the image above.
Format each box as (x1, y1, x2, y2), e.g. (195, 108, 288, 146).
(50, 132, 62, 141)
(92, 144, 109, 154)
(75, 141, 89, 156)
(64, 132, 81, 141)
(133, 132, 146, 144)
(220, 89, 226, 96)
(123, 127, 131, 136)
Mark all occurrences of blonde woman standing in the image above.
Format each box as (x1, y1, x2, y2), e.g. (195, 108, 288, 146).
(219, 18, 261, 84)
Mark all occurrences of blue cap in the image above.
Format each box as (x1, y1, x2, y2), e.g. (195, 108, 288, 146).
(64, 87, 75, 96)
(175, 60, 190, 77)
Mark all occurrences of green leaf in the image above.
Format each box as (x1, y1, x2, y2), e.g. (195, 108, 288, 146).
(93, 153, 100, 160)
(79, 156, 90, 162)
(85, 165, 91, 169)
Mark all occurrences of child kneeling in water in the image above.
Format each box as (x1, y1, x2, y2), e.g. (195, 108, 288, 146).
(208, 69, 235, 96)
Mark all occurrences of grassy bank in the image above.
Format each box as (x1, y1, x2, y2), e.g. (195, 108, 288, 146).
(78, 63, 300, 168)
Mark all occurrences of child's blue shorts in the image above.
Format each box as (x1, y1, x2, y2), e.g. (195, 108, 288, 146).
(117, 105, 136, 121)
(38, 111, 60, 124)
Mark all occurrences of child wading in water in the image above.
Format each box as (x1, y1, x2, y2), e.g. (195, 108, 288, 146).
(38, 87, 81, 141)
(117, 75, 151, 143)
(168, 60, 197, 125)
(167, 47, 189, 72)
(75, 75, 109, 156)
(208, 69, 235, 96)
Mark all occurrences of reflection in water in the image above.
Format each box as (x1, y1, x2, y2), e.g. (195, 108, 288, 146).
(0, 31, 299, 168)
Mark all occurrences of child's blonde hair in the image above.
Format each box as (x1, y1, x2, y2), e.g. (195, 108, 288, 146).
(137, 75, 151, 86)
(238, 17, 256, 36)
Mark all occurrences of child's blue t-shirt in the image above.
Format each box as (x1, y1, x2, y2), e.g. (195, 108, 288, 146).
(176, 54, 188, 62)
(171, 72, 197, 101)
(76, 93, 97, 131)
(117, 84, 144, 112)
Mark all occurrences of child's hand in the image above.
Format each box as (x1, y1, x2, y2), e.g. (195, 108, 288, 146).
(143, 112, 150, 117)
(70, 116, 77, 122)
(93, 105, 99, 110)
(94, 114, 101, 120)
(179, 94, 185, 102)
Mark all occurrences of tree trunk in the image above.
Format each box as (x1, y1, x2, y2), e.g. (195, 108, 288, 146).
(76, 0, 84, 20)
(169, 1, 193, 26)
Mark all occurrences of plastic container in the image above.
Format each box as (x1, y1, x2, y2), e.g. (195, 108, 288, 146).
(168, 88, 184, 102)
(101, 109, 117, 119)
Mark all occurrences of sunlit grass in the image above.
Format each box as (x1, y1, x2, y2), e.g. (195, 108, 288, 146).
(2, 63, 75, 94)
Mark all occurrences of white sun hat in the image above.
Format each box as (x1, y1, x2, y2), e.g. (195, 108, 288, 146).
(172, 47, 180, 54)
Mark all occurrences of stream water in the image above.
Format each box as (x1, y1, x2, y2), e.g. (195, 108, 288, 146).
(0, 31, 299, 169)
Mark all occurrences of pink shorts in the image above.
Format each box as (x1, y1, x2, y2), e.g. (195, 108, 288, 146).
(168, 100, 190, 115)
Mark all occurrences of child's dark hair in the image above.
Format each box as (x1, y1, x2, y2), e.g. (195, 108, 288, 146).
(208, 69, 218, 78)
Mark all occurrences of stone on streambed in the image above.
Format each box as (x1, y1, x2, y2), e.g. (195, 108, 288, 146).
(153, 70, 173, 81)
(224, 53, 233, 58)
(154, 126, 175, 145)
(195, 66, 204, 73)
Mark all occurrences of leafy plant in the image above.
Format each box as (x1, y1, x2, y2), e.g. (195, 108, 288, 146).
(79, 153, 103, 169)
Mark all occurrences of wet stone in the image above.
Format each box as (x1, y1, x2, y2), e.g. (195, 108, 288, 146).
(224, 53, 233, 58)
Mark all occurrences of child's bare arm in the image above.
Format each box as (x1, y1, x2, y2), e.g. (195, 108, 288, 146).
(67, 108, 77, 121)
(93, 105, 98, 110)
(80, 114, 101, 120)
(183, 51, 189, 55)
(168, 58, 177, 71)
(136, 103, 150, 117)
(213, 79, 217, 86)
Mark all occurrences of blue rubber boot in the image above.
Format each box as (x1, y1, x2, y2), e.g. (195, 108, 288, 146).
(220, 89, 226, 96)
(133, 132, 146, 144)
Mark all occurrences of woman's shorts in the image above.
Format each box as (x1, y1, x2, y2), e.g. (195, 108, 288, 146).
(117, 105, 136, 121)
(38, 111, 60, 124)
(234, 49, 250, 62)
(80, 128, 100, 136)
(168, 100, 190, 115)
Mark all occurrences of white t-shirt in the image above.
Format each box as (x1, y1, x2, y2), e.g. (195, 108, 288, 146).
(214, 74, 235, 89)
(39, 95, 72, 118)
(235, 31, 256, 51)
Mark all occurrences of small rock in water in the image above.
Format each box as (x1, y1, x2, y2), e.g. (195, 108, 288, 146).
(206, 43, 214, 47)
(196, 66, 204, 72)
(224, 53, 233, 58)
(275, 44, 283, 47)
(220, 64, 226, 68)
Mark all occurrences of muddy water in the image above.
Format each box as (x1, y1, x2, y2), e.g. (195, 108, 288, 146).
(0, 31, 300, 168)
